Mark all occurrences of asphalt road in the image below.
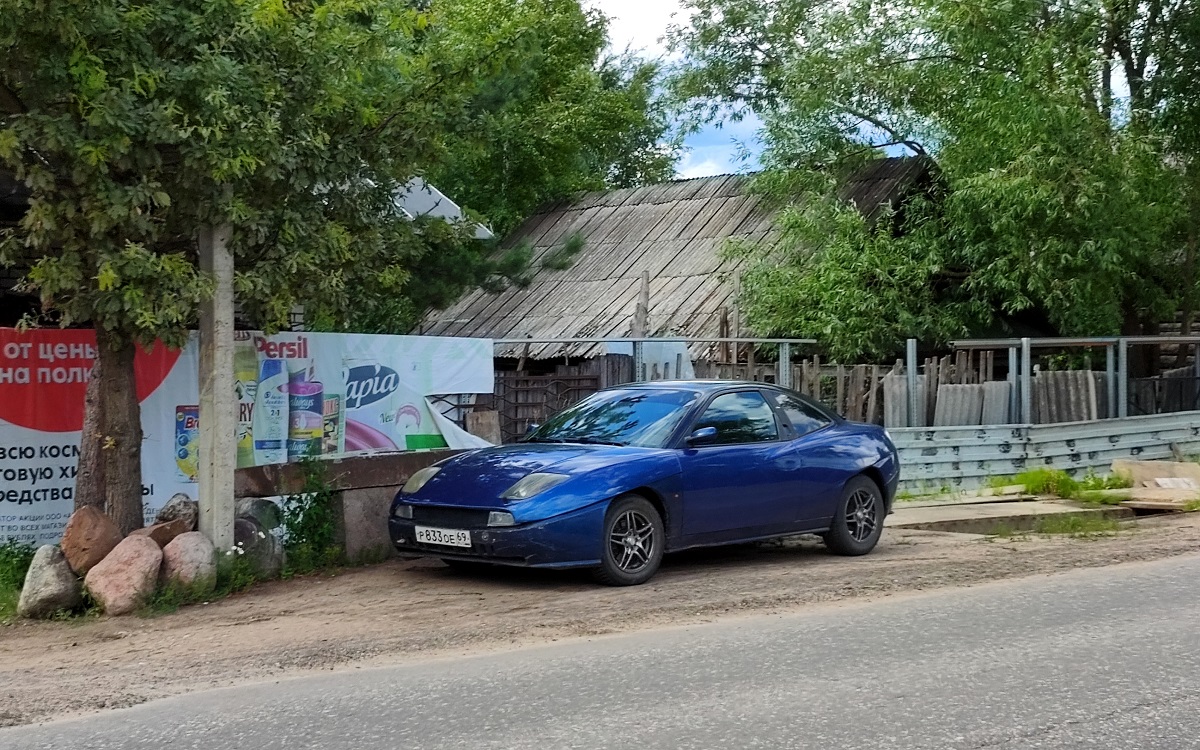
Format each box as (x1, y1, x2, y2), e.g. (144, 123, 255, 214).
(6, 554, 1200, 750)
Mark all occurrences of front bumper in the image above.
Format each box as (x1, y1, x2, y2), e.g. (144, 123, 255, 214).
(387, 502, 607, 568)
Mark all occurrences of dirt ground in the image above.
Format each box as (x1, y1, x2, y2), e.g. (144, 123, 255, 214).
(3, 514, 1200, 728)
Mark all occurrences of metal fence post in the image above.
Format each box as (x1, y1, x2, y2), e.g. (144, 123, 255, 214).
(906, 338, 918, 428)
(1106, 344, 1116, 419)
(1020, 337, 1032, 424)
(1118, 338, 1129, 418)
(632, 339, 645, 382)
(1007, 347, 1018, 423)
(777, 342, 792, 389)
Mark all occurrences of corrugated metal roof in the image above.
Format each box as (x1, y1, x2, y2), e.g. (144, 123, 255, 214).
(420, 158, 934, 359)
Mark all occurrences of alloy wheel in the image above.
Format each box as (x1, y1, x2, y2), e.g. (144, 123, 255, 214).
(608, 509, 656, 573)
(845, 488, 879, 542)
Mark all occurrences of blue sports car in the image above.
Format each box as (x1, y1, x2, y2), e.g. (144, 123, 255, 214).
(389, 381, 900, 585)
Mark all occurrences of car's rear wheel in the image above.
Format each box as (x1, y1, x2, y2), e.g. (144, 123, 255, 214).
(594, 494, 664, 586)
(823, 475, 884, 556)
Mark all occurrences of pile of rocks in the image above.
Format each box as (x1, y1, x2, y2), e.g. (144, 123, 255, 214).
(16, 494, 282, 618)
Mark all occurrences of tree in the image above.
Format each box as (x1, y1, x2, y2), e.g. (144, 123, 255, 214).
(0, 0, 508, 531)
(423, 0, 679, 237)
(669, 0, 1197, 361)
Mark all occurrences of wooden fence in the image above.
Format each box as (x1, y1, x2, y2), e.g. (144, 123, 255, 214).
(475, 352, 1200, 440)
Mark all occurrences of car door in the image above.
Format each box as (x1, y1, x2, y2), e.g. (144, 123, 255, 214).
(678, 389, 794, 542)
(767, 390, 842, 528)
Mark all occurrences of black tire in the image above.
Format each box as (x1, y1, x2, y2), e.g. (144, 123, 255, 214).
(441, 558, 493, 573)
(823, 475, 885, 556)
(593, 494, 665, 586)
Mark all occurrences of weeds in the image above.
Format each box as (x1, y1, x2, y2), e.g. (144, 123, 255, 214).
(1015, 468, 1080, 498)
(1075, 490, 1133, 506)
(1184, 499, 1200, 512)
(0, 540, 36, 621)
(1077, 471, 1133, 492)
(1033, 514, 1120, 537)
(999, 468, 1131, 500)
(281, 458, 343, 576)
(139, 554, 259, 617)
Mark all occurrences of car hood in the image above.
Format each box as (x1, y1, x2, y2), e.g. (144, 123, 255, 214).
(408, 443, 665, 507)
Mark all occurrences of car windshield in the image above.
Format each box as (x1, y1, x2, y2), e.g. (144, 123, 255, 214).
(527, 388, 699, 448)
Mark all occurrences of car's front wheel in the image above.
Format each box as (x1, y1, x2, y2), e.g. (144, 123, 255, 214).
(594, 494, 664, 586)
(823, 475, 884, 556)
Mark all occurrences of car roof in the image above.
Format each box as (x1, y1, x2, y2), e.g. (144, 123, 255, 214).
(610, 380, 784, 394)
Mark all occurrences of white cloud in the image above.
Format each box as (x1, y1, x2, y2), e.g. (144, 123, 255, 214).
(589, 0, 768, 179)
(588, 0, 686, 57)
(678, 157, 724, 179)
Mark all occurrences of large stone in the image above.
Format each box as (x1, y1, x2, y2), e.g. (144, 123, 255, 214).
(60, 506, 124, 576)
(129, 519, 191, 548)
(84, 535, 162, 616)
(160, 532, 217, 593)
(234, 517, 283, 579)
(235, 497, 282, 532)
(154, 493, 199, 531)
(17, 546, 83, 619)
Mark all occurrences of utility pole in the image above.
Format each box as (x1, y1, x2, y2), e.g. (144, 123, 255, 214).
(197, 222, 236, 551)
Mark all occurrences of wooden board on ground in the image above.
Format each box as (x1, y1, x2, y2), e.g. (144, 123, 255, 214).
(1111, 459, 1200, 487)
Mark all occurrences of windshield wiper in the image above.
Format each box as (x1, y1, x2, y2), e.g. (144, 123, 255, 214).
(570, 437, 627, 446)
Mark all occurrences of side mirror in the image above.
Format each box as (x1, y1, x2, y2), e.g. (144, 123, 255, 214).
(686, 426, 718, 446)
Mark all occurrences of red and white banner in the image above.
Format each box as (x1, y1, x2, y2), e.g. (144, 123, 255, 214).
(0, 328, 492, 545)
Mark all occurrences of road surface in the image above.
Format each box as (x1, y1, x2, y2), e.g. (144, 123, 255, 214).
(6, 553, 1199, 749)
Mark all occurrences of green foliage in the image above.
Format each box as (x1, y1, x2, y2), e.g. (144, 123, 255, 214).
(1, 0, 671, 343)
(670, 0, 1199, 358)
(1075, 490, 1132, 506)
(1015, 468, 1080, 498)
(1078, 471, 1133, 492)
(1032, 514, 1121, 538)
(540, 232, 586, 271)
(1183, 499, 1200, 512)
(281, 459, 343, 575)
(424, 0, 679, 237)
(0, 539, 35, 621)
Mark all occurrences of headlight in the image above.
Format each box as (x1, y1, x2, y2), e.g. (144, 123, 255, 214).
(402, 466, 440, 494)
(501, 472, 570, 500)
(392, 504, 413, 519)
(487, 511, 516, 527)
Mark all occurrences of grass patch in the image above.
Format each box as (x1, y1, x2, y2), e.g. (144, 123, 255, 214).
(1183, 499, 1200, 512)
(1077, 471, 1133, 492)
(1003, 468, 1132, 500)
(1016, 468, 1080, 498)
(0, 540, 36, 622)
(1032, 514, 1120, 537)
(139, 554, 260, 617)
(1075, 490, 1133, 506)
(987, 475, 1018, 491)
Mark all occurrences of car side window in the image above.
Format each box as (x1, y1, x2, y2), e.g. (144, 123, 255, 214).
(775, 393, 832, 437)
(692, 391, 778, 445)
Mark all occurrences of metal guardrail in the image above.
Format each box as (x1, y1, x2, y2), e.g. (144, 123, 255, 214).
(891, 410, 1200, 494)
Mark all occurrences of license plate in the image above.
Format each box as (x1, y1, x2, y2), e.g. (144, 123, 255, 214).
(414, 526, 472, 548)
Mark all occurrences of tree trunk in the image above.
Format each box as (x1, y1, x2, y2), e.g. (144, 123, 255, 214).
(95, 325, 144, 535)
(73, 354, 106, 511)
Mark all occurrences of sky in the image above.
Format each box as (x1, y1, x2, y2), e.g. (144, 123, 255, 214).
(589, 0, 763, 179)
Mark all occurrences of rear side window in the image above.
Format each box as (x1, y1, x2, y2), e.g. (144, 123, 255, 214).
(693, 391, 778, 445)
(775, 393, 832, 437)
